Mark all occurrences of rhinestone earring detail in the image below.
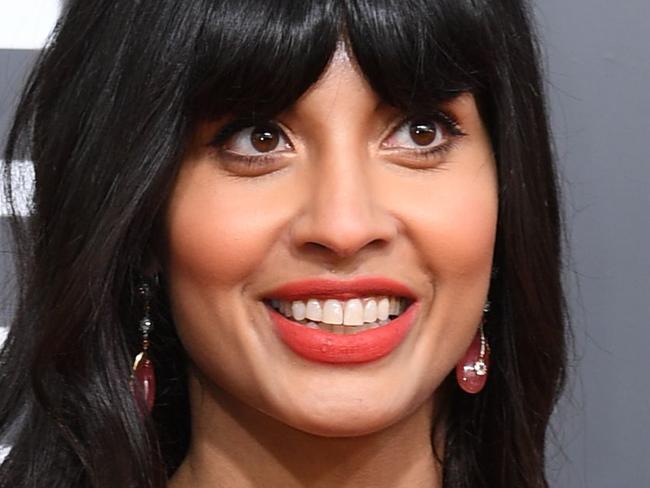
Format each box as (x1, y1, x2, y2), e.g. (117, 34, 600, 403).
(456, 301, 491, 394)
(131, 280, 156, 413)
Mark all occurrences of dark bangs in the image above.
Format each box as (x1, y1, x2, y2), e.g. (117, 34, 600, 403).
(188, 0, 487, 121)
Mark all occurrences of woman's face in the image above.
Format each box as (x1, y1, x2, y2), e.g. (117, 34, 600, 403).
(165, 47, 497, 436)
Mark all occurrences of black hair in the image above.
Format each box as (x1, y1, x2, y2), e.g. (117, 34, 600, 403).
(1, 0, 567, 487)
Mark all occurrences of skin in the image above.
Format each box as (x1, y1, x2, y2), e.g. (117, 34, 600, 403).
(165, 46, 498, 488)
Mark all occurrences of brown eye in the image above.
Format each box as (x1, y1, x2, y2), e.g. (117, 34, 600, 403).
(383, 117, 449, 152)
(409, 123, 438, 146)
(219, 122, 292, 157)
(250, 125, 281, 153)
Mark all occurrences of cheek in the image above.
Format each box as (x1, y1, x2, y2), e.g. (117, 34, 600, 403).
(385, 156, 498, 379)
(389, 162, 498, 280)
(162, 164, 284, 398)
(422, 186, 497, 275)
(164, 166, 277, 287)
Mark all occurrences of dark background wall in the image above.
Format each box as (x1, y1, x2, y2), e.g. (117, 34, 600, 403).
(1, 1, 649, 486)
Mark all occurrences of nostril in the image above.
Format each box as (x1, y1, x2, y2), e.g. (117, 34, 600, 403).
(300, 237, 390, 262)
(289, 203, 398, 261)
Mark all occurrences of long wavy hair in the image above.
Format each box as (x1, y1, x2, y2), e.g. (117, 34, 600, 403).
(0, 0, 567, 486)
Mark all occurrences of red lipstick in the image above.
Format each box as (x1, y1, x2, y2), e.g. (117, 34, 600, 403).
(263, 277, 420, 364)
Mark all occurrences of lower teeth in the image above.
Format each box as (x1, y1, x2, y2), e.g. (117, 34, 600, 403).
(296, 319, 392, 334)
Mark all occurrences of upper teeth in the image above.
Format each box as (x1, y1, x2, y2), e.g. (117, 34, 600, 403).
(269, 297, 406, 326)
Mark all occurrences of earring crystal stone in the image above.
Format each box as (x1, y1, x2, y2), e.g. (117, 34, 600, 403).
(131, 282, 156, 413)
(456, 317, 490, 394)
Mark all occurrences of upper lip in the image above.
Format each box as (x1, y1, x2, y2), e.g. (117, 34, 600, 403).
(262, 276, 418, 301)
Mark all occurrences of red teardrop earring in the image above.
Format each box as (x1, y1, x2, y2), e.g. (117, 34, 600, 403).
(131, 280, 156, 413)
(456, 301, 491, 394)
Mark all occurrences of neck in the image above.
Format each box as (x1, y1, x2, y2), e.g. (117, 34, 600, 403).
(168, 370, 444, 488)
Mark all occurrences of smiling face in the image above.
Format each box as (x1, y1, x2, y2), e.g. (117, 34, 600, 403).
(164, 46, 498, 437)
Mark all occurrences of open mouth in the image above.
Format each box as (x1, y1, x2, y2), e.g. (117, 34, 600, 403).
(264, 296, 413, 335)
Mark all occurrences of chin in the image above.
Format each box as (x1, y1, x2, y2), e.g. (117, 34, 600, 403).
(274, 396, 410, 438)
(290, 415, 399, 438)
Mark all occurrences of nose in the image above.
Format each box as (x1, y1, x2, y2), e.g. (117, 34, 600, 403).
(290, 152, 398, 261)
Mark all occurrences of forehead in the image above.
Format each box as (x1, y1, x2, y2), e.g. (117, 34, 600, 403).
(287, 43, 378, 115)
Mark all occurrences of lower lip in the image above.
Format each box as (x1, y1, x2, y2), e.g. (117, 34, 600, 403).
(267, 302, 420, 364)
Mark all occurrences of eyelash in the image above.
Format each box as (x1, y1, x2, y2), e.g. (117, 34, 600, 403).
(388, 111, 466, 162)
(208, 118, 287, 167)
(208, 111, 466, 167)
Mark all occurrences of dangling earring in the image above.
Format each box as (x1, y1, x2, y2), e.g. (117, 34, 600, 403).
(456, 301, 491, 394)
(131, 280, 156, 413)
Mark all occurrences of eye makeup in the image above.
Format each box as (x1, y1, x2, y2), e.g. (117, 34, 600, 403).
(206, 106, 467, 171)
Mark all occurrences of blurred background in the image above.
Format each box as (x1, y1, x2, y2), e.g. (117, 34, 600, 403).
(1, 1, 649, 485)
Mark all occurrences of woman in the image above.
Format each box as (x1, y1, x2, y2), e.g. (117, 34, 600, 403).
(0, 0, 567, 487)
